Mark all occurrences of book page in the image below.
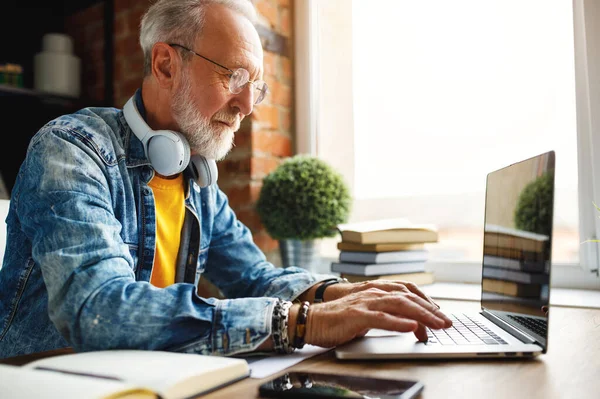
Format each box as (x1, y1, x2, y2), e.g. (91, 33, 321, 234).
(23, 350, 250, 399)
(338, 218, 417, 233)
(0, 364, 156, 399)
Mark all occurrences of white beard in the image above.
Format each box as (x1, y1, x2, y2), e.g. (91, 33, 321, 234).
(172, 70, 239, 161)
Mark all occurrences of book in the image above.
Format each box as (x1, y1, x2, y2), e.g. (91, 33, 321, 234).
(341, 271, 435, 285)
(337, 218, 438, 244)
(339, 249, 429, 264)
(483, 234, 546, 253)
(0, 363, 156, 399)
(337, 241, 426, 252)
(483, 255, 547, 273)
(3, 350, 250, 399)
(483, 245, 546, 262)
(483, 224, 549, 253)
(331, 260, 426, 276)
(482, 266, 549, 284)
(482, 291, 548, 310)
(482, 278, 543, 298)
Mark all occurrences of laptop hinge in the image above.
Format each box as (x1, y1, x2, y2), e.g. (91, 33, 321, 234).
(481, 309, 537, 344)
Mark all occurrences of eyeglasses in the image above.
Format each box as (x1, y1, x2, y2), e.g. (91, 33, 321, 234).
(168, 43, 268, 105)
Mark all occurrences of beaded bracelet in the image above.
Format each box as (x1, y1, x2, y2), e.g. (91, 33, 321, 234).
(271, 299, 295, 354)
(293, 301, 310, 349)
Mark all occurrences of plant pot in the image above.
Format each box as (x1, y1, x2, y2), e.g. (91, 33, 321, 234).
(278, 239, 319, 271)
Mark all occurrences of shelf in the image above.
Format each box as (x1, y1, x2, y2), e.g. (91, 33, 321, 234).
(0, 84, 101, 109)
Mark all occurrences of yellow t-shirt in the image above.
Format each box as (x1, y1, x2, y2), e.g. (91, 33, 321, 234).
(148, 174, 185, 288)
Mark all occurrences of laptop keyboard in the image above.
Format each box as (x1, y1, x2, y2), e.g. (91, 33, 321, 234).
(426, 313, 508, 345)
(507, 314, 547, 337)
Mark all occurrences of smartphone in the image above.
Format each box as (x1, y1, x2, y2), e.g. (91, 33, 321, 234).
(258, 371, 424, 399)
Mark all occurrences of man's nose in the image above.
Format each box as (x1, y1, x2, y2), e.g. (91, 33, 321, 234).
(231, 84, 254, 116)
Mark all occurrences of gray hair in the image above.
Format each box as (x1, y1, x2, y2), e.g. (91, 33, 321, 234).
(140, 0, 258, 75)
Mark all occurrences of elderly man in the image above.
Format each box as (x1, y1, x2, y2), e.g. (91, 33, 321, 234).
(0, 0, 451, 359)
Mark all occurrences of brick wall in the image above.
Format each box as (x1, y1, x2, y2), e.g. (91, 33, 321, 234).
(66, 0, 295, 264)
(65, 4, 106, 104)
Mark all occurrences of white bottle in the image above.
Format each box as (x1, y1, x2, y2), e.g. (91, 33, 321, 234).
(34, 33, 81, 97)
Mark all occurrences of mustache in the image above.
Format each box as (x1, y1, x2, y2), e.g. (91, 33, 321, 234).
(213, 112, 240, 127)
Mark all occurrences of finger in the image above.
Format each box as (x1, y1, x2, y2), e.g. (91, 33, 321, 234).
(400, 281, 439, 309)
(401, 292, 453, 327)
(356, 329, 370, 338)
(414, 323, 428, 342)
(362, 311, 420, 334)
(367, 280, 439, 309)
(374, 293, 449, 328)
(363, 280, 411, 295)
(404, 294, 452, 328)
(354, 287, 449, 328)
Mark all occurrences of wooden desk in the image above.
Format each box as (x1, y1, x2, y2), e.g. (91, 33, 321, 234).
(2, 300, 599, 398)
(212, 300, 600, 399)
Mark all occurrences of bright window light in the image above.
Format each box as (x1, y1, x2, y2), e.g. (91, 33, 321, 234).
(348, 0, 579, 263)
(315, 0, 579, 264)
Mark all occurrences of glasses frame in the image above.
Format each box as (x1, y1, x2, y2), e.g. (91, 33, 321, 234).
(167, 43, 267, 104)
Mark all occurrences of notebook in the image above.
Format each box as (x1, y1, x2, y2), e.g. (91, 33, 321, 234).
(335, 150, 555, 360)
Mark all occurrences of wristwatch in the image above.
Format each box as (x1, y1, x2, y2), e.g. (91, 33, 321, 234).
(313, 278, 348, 303)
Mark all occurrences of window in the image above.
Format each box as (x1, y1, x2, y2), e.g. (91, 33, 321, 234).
(295, 0, 600, 289)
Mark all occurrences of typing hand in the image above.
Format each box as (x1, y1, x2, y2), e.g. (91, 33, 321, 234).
(304, 288, 453, 348)
(325, 279, 441, 311)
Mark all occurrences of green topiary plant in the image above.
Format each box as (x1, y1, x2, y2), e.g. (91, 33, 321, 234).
(256, 155, 352, 240)
(514, 172, 554, 235)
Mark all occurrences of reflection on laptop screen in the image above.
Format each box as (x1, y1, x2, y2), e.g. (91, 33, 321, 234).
(481, 151, 555, 347)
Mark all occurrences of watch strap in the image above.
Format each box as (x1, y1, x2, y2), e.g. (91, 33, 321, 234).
(314, 279, 343, 303)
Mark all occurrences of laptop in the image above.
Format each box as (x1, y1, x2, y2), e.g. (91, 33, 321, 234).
(335, 150, 555, 360)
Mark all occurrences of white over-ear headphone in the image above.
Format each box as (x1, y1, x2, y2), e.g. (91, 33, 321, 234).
(123, 95, 218, 188)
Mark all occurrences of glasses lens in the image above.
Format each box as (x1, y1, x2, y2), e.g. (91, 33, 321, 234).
(253, 81, 268, 104)
(229, 68, 249, 94)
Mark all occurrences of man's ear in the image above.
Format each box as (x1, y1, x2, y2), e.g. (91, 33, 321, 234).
(151, 42, 180, 88)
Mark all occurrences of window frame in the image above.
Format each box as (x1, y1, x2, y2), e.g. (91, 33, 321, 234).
(573, 0, 600, 278)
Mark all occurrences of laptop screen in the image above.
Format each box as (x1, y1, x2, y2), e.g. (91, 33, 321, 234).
(480, 151, 555, 348)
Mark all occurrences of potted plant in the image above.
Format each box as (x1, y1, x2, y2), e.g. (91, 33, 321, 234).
(256, 154, 352, 269)
(514, 172, 554, 236)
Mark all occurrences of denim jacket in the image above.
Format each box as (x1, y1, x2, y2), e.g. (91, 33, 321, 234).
(0, 96, 337, 359)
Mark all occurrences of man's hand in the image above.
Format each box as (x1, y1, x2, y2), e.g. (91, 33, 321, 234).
(303, 287, 452, 347)
(324, 279, 440, 310)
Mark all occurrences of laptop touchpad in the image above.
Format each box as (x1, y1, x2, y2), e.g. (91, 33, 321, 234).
(365, 329, 405, 337)
(341, 333, 421, 355)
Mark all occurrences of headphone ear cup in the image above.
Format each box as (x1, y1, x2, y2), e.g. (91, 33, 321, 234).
(146, 130, 190, 176)
(124, 95, 192, 176)
(188, 155, 218, 188)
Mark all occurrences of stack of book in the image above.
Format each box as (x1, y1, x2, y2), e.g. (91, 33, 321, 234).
(481, 224, 550, 307)
(331, 218, 438, 285)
